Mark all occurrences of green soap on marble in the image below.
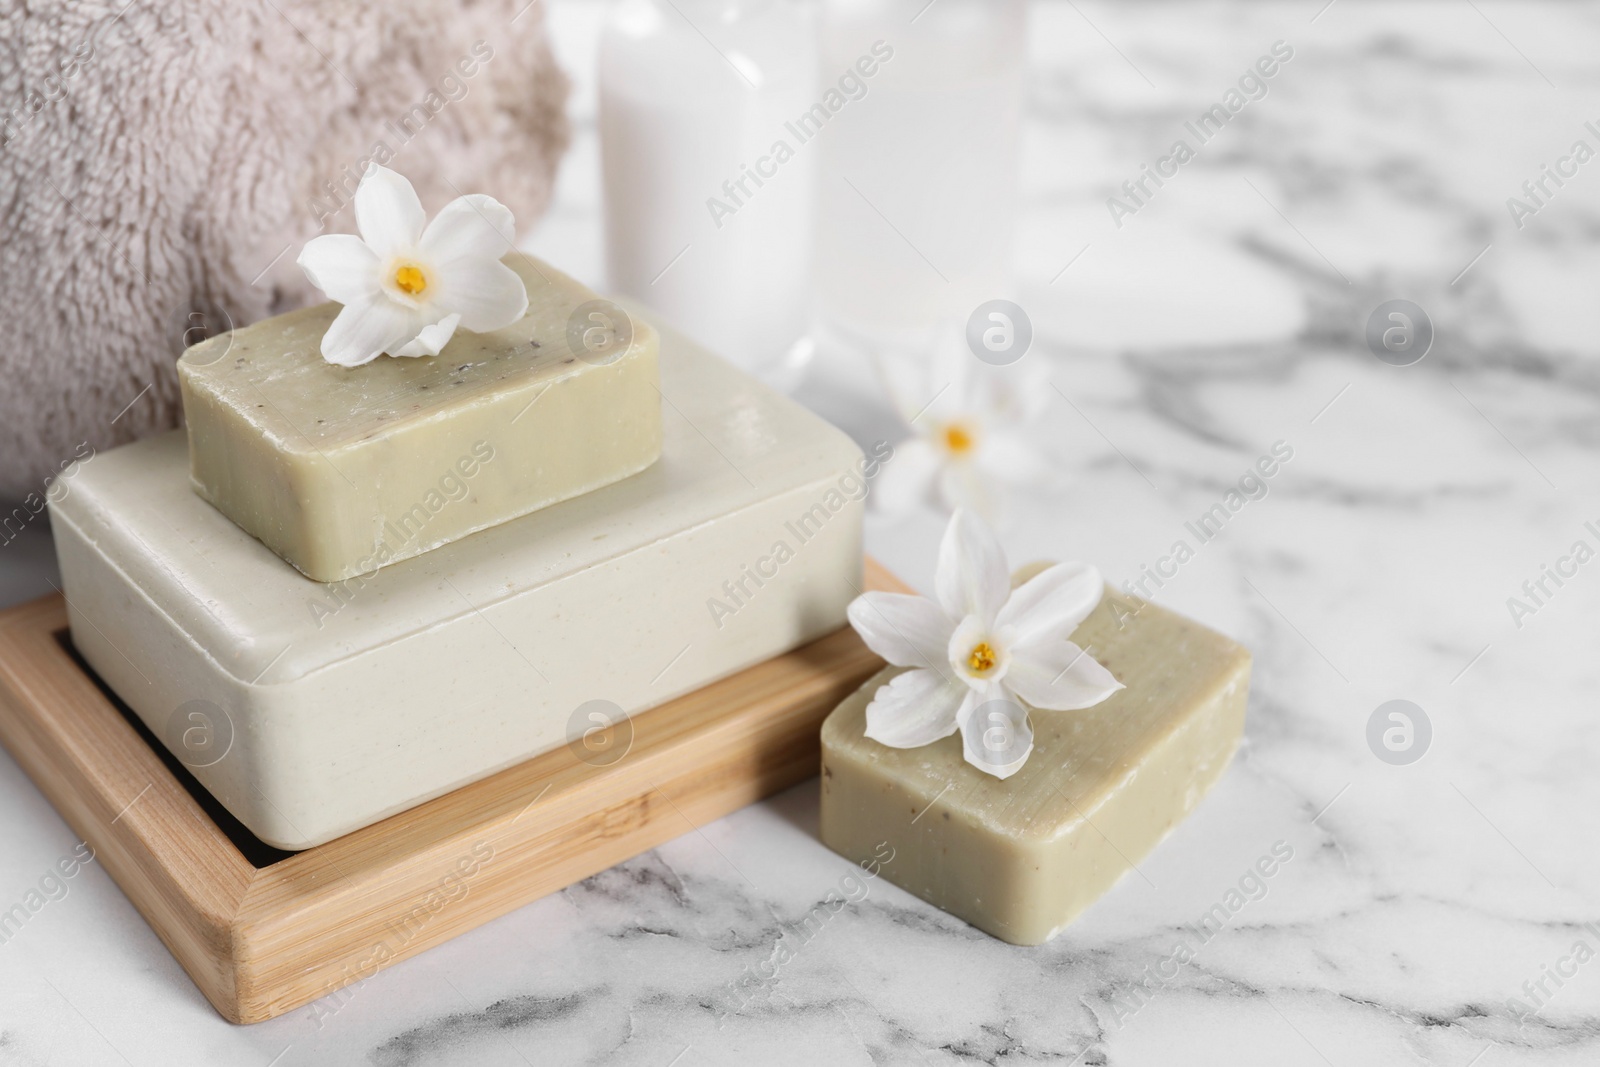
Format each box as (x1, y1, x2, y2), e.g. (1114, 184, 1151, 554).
(820, 586, 1250, 946)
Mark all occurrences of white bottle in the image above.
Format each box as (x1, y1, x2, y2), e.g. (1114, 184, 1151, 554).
(813, 0, 1027, 349)
(600, 0, 819, 386)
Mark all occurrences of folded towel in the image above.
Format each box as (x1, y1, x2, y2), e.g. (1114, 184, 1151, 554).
(0, 0, 569, 500)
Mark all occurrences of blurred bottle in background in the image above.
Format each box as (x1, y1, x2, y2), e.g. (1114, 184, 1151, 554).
(814, 0, 1027, 355)
(600, 0, 819, 387)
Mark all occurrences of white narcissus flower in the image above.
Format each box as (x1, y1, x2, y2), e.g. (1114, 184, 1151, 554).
(846, 509, 1123, 779)
(297, 165, 529, 367)
(872, 332, 1051, 522)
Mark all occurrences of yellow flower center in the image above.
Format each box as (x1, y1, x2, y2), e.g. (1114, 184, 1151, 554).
(943, 422, 977, 455)
(967, 641, 997, 674)
(393, 264, 427, 296)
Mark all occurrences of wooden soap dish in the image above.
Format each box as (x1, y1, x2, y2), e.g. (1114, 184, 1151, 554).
(0, 560, 904, 1024)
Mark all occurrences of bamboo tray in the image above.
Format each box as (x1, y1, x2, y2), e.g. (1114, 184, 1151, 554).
(0, 560, 902, 1024)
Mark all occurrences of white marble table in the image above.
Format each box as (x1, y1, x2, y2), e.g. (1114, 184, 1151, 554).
(4, 2, 1599, 1063)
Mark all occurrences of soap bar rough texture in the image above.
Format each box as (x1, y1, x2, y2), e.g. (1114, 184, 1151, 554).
(820, 587, 1250, 945)
(179, 257, 661, 582)
(54, 320, 866, 849)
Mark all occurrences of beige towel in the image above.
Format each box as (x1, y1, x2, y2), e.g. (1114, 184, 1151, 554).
(0, 0, 569, 500)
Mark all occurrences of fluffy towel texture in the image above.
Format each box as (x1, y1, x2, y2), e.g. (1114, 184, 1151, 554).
(0, 0, 569, 499)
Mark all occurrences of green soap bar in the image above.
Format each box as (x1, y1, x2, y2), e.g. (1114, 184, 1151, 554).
(179, 257, 661, 583)
(820, 585, 1250, 945)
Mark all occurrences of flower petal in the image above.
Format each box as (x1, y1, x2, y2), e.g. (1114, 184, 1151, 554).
(957, 683, 1032, 779)
(874, 345, 957, 426)
(863, 669, 966, 748)
(978, 429, 1051, 485)
(320, 296, 425, 367)
(354, 165, 426, 259)
(847, 591, 955, 671)
(432, 257, 529, 333)
(297, 234, 379, 306)
(936, 461, 1000, 523)
(392, 312, 462, 358)
(935, 508, 1010, 626)
(969, 356, 1051, 426)
(419, 194, 518, 268)
(1006, 638, 1124, 711)
(871, 436, 941, 515)
(995, 562, 1105, 646)
(946, 613, 1010, 690)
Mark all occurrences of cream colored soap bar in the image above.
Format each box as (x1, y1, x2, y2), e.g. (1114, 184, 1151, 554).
(54, 320, 866, 849)
(179, 257, 661, 582)
(820, 586, 1250, 945)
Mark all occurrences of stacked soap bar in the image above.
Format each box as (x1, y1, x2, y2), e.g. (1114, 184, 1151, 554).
(820, 584, 1250, 945)
(53, 258, 868, 849)
(180, 259, 662, 582)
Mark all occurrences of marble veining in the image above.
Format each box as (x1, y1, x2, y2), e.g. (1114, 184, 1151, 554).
(3, 1, 1600, 1063)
